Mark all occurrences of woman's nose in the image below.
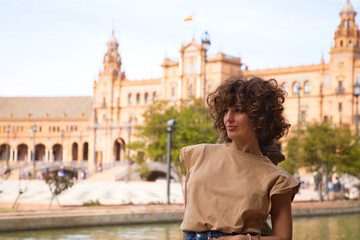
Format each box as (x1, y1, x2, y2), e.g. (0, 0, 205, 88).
(224, 111, 234, 122)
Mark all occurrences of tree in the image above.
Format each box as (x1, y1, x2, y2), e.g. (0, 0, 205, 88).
(45, 172, 75, 209)
(285, 122, 360, 201)
(129, 99, 218, 176)
(280, 135, 301, 176)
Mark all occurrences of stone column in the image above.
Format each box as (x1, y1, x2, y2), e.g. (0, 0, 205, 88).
(49, 149, 53, 162)
(14, 149, 18, 162)
(27, 149, 31, 163)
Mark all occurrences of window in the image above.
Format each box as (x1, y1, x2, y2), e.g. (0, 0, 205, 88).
(281, 82, 288, 93)
(153, 92, 158, 102)
(336, 80, 345, 94)
(339, 102, 343, 112)
(145, 93, 149, 104)
(340, 40, 343, 47)
(324, 115, 329, 123)
(304, 81, 311, 95)
(128, 94, 133, 105)
(292, 82, 300, 96)
(171, 87, 175, 97)
(189, 84, 193, 97)
(136, 93, 140, 105)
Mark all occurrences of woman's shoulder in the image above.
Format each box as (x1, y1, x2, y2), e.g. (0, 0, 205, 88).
(181, 143, 223, 154)
(180, 144, 224, 171)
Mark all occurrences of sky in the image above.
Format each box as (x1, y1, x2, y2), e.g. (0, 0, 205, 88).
(0, 0, 359, 97)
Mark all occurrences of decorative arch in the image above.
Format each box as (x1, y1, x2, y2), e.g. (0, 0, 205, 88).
(136, 93, 141, 105)
(83, 142, 89, 161)
(144, 92, 149, 104)
(34, 144, 46, 161)
(0, 144, 10, 161)
(281, 82, 288, 93)
(113, 138, 125, 162)
(17, 144, 28, 161)
(52, 144, 61, 161)
(128, 93, 133, 105)
(72, 142, 78, 161)
(304, 81, 311, 95)
(292, 81, 300, 96)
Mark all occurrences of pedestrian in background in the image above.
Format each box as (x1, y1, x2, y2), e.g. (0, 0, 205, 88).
(180, 75, 300, 240)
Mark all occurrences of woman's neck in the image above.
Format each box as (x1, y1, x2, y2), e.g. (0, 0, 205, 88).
(228, 139, 262, 156)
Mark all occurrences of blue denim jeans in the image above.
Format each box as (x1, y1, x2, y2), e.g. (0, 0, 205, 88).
(185, 231, 238, 240)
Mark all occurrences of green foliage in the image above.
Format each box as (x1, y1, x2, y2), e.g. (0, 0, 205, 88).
(83, 199, 101, 206)
(280, 135, 301, 175)
(46, 174, 75, 196)
(285, 122, 360, 178)
(45, 172, 75, 208)
(130, 99, 218, 175)
(134, 161, 152, 180)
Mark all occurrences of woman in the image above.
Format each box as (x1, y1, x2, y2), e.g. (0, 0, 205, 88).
(180, 75, 300, 240)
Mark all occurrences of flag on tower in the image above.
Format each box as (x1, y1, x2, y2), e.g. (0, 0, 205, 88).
(183, 14, 194, 21)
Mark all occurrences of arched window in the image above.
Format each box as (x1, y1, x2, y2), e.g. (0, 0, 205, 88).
(144, 92, 149, 104)
(189, 84, 193, 96)
(128, 93, 133, 105)
(304, 81, 311, 95)
(136, 93, 140, 105)
(153, 92, 158, 102)
(292, 82, 300, 96)
(340, 40, 343, 47)
(281, 82, 288, 93)
(348, 20, 351, 27)
(171, 87, 175, 97)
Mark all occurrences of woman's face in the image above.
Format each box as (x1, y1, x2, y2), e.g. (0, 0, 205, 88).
(223, 104, 256, 142)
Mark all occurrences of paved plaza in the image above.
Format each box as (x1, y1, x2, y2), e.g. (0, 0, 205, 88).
(0, 178, 319, 209)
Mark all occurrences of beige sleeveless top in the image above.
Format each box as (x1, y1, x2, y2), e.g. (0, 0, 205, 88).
(180, 144, 300, 234)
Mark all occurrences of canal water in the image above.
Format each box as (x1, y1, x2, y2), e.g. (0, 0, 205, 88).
(1, 213, 359, 240)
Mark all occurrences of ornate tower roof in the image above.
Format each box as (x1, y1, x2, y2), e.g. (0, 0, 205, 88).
(102, 30, 121, 74)
(107, 30, 119, 48)
(331, 0, 360, 53)
(341, 0, 355, 13)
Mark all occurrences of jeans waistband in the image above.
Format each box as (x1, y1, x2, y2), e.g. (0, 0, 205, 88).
(185, 231, 257, 240)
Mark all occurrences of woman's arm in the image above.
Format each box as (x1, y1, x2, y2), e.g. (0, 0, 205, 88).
(183, 172, 190, 240)
(212, 191, 293, 240)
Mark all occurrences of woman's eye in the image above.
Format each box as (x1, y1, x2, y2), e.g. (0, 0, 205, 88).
(223, 109, 229, 114)
(235, 108, 243, 113)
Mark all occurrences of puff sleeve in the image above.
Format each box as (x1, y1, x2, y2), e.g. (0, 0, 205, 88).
(179, 145, 202, 172)
(269, 169, 300, 202)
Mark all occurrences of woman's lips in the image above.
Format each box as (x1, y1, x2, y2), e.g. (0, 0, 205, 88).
(226, 125, 237, 131)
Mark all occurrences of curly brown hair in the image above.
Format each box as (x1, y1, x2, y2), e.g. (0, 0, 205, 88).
(207, 75, 290, 146)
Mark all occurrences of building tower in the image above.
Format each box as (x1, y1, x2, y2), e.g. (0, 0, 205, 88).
(327, 0, 360, 126)
(92, 30, 125, 167)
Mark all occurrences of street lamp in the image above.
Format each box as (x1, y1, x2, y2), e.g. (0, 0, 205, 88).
(353, 82, 360, 140)
(31, 124, 37, 179)
(201, 31, 211, 105)
(60, 130, 64, 166)
(166, 119, 176, 205)
(5, 125, 10, 172)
